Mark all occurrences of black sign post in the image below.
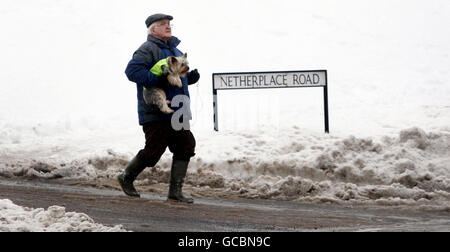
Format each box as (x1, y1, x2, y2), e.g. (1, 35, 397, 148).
(212, 70, 329, 133)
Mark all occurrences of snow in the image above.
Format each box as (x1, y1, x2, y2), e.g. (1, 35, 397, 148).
(1, 0, 450, 230)
(0, 199, 127, 232)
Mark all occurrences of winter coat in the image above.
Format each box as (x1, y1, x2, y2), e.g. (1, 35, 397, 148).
(125, 35, 190, 125)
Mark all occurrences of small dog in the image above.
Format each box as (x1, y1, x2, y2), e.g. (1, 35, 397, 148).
(143, 53, 189, 114)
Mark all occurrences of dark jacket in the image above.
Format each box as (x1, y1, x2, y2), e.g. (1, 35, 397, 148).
(125, 35, 190, 125)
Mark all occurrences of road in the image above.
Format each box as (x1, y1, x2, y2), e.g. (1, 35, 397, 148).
(1, 178, 449, 232)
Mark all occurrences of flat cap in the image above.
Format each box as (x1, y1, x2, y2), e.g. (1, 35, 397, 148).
(145, 13, 173, 28)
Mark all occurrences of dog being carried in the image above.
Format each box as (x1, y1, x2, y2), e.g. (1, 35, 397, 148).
(143, 53, 189, 114)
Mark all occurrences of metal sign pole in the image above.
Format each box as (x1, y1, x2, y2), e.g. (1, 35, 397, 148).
(213, 89, 218, 131)
(323, 84, 329, 134)
(212, 74, 219, 131)
(323, 70, 329, 133)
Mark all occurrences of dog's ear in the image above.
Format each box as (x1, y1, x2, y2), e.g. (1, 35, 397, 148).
(183, 53, 187, 58)
(170, 56, 178, 65)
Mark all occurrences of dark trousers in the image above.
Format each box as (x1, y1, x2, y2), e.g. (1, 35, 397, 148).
(136, 120, 196, 168)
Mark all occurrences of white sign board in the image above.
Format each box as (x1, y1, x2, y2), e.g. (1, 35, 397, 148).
(213, 70, 326, 90)
(212, 70, 329, 133)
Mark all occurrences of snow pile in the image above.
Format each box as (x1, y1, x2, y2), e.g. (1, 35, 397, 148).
(1, 126, 448, 208)
(181, 127, 450, 208)
(0, 199, 128, 232)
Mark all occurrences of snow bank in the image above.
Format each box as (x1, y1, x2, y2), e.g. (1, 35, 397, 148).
(185, 127, 450, 208)
(0, 199, 127, 232)
(1, 125, 448, 209)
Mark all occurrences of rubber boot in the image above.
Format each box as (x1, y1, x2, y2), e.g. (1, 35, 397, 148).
(117, 156, 147, 198)
(168, 159, 194, 203)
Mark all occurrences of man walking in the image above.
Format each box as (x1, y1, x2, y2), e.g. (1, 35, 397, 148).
(119, 14, 200, 203)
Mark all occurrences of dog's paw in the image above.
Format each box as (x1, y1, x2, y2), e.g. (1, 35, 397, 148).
(161, 108, 174, 114)
(174, 79, 183, 88)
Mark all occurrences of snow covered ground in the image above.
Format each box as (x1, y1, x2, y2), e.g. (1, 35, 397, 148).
(1, 0, 450, 230)
(0, 199, 127, 232)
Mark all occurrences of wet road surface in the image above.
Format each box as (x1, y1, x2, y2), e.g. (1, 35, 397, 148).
(1, 178, 449, 232)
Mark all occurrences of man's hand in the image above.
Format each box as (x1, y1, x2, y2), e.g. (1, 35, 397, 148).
(187, 69, 200, 85)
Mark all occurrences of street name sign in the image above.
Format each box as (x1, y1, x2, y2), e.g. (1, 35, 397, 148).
(212, 70, 329, 133)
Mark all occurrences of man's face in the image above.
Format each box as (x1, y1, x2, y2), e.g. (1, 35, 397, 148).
(152, 19, 172, 41)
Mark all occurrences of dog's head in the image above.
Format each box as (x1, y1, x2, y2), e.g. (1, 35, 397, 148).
(168, 53, 189, 78)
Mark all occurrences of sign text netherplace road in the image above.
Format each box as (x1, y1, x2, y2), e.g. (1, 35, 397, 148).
(213, 71, 326, 90)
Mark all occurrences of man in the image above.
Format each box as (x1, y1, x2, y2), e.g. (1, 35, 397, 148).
(119, 14, 200, 203)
